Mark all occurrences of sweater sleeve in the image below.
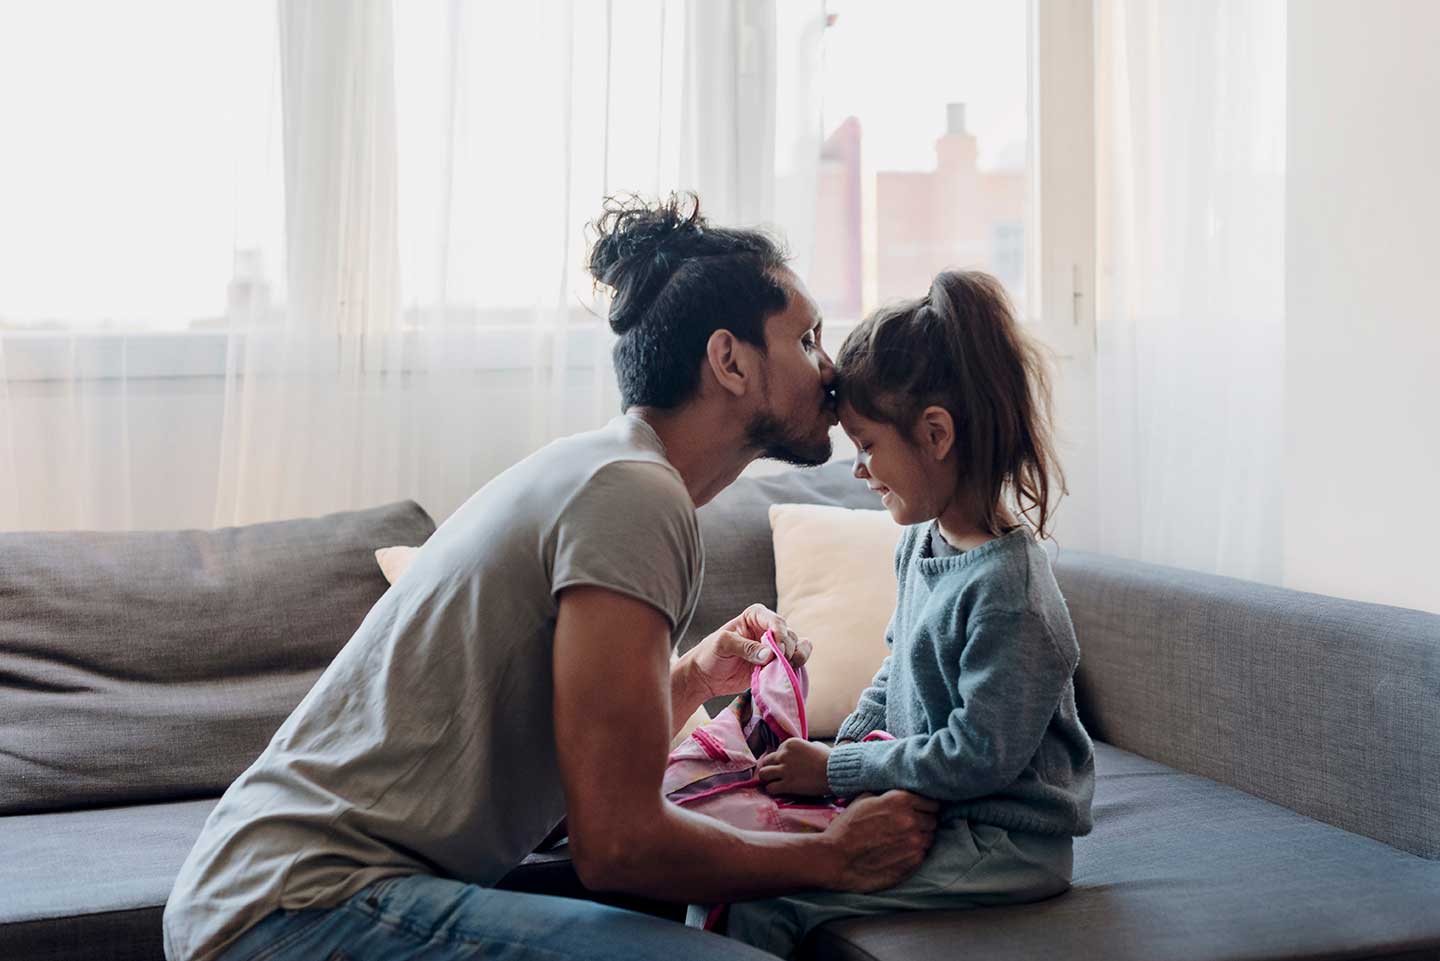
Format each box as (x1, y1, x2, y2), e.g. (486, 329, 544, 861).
(826, 609, 1071, 801)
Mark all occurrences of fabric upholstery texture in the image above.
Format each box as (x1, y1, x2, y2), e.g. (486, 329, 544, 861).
(768, 503, 901, 738)
(1054, 550, 1440, 860)
(806, 742, 1440, 961)
(0, 798, 217, 961)
(9, 744, 1437, 961)
(0, 501, 436, 815)
(0, 801, 677, 961)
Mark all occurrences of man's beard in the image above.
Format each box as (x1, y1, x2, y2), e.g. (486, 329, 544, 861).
(745, 409, 832, 467)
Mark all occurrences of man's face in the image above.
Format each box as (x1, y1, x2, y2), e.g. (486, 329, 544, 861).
(744, 269, 838, 466)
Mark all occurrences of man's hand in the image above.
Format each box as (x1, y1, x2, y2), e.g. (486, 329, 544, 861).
(679, 603, 813, 700)
(822, 790, 941, 893)
(759, 738, 832, 797)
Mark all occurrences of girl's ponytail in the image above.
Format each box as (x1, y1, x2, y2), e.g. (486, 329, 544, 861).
(836, 270, 1064, 539)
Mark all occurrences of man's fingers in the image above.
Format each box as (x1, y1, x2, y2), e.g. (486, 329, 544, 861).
(724, 630, 773, 664)
(790, 637, 813, 669)
(743, 604, 799, 656)
(757, 763, 782, 783)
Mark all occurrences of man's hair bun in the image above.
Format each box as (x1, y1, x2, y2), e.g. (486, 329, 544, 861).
(587, 192, 706, 335)
(583, 192, 790, 410)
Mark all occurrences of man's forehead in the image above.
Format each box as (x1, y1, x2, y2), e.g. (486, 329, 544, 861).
(774, 268, 822, 328)
(789, 293, 824, 331)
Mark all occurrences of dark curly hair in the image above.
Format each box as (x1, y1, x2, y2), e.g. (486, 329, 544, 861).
(837, 270, 1065, 539)
(587, 192, 790, 410)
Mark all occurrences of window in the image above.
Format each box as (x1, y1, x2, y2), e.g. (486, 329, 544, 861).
(2, 3, 1093, 371)
(0, 2, 280, 333)
(809, 1, 1030, 323)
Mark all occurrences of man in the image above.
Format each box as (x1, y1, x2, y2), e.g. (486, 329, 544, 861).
(164, 195, 937, 961)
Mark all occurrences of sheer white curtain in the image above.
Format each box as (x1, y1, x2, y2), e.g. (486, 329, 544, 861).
(1093, 0, 1286, 582)
(0, 0, 825, 531)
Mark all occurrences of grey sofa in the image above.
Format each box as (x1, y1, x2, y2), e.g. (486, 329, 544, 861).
(3, 463, 1438, 961)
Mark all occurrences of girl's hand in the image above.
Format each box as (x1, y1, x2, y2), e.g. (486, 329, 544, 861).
(759, 738, 832, 796)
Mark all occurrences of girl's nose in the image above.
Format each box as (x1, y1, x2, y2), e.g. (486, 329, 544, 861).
(852, 455, 868, 480)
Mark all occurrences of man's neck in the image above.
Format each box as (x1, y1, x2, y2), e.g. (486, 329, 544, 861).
(628, 405, 757, 508)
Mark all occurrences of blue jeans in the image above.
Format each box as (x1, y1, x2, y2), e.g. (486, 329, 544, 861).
(220, 874, 777, 961)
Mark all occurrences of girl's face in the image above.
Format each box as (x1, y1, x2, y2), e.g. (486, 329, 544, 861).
(838, 400, 951, 526)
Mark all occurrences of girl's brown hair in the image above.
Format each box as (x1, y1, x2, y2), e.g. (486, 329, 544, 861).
(836, 270, 1065, 539)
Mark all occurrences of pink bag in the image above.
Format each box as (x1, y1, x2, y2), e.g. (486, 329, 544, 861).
(663, 630, 892, 928)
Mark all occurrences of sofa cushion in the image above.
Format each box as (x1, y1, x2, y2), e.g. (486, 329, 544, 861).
(0, 798, 217, 961)
(14, 742, 1435, 961)
(0, 802, 675, 961)
(0, 501, 436, 815)
(806, 741, 1440, 961)
(1054, 550, 1440, 860)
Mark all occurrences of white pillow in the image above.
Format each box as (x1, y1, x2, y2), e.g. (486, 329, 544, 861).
(768, 503, 902, 738)
(374, 545, 421, 585)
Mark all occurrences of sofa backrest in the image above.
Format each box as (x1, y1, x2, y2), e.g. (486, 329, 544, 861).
(1054, 550, 1440, 859)
(0, 500, 435, 815)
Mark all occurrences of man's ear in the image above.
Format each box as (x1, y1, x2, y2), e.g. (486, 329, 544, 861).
(916, 405, 955, 461)
(705, 329, 756, 398)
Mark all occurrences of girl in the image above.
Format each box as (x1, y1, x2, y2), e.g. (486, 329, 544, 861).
(724, 270, 1095, 957)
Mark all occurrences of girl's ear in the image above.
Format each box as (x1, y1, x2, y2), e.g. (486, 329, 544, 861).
(916, 405, 955, 461)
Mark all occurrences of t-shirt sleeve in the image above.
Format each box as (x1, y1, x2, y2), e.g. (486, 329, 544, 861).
(549, 459, 701, 631)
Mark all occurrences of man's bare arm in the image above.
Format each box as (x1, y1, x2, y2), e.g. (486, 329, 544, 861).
(553, 585, 937, 903)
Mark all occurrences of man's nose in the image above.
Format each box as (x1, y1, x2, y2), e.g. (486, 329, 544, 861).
(818, 349, 837, 385)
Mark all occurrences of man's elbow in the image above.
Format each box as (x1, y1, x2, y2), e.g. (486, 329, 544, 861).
(569, 827, 648, 893)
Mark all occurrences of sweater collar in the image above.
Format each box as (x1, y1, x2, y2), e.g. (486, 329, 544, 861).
(914, 523, 1030, 575)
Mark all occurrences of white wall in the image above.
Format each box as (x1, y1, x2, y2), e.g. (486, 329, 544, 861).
(1285, 0, 1440, 613)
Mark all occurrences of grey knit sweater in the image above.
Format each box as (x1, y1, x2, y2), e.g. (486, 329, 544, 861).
(826, 524, 1095, 836)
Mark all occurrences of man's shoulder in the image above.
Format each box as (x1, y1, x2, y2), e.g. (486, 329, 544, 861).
(559, 457, 693, 526)
(539, 417, 689, 506)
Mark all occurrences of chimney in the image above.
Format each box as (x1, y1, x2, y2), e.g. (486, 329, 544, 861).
(947, 103, 968, 136)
